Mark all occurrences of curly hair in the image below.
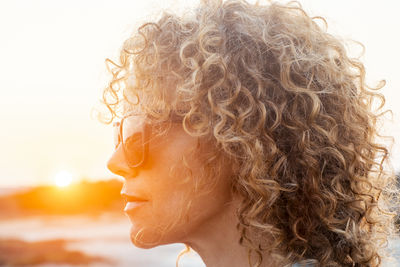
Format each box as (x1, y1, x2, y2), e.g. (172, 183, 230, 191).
(99, 0, 399, 266)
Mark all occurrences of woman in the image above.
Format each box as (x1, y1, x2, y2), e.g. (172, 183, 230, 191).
(103, 0, 398, 266)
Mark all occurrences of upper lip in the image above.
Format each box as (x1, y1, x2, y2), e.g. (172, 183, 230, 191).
(121, 192, 148, 203)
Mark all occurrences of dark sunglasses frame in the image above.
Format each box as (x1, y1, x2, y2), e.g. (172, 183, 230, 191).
(113, 112, 183, 169)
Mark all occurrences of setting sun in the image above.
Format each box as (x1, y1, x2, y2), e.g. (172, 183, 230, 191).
(54, 171, 73, 187)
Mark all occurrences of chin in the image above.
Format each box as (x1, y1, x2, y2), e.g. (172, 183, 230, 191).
(129, 222, 189, 249)
(129, 225, 170, 249)
(130, 237, 158, 249)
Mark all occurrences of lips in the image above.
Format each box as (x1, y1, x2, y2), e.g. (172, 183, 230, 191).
(124, 201, 147, 213)
(125, 195, 148, 202)
(122, 193, 148, 214)
(121, 192, 148, 203)
(121, 191, 149, 215)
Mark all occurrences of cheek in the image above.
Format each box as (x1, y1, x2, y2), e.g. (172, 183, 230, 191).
(142, 168, 204, 236)
(151, 144, 231, 227)
(151, 168, 230, 236)
(149, 167, 197, 226)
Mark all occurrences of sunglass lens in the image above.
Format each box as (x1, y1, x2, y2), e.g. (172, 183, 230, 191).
(124, 132, 144, 166)
(122, 116, 146, 167)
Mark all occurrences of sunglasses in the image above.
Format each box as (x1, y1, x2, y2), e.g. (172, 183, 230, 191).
(113, 113, 183, 168)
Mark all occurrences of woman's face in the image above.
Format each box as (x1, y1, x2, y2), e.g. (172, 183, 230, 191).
(107, 115, 233, 248)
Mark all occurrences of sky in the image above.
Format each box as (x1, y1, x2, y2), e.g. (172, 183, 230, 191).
(0, 0, 399, 187)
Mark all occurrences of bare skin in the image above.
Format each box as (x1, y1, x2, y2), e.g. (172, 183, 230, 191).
(107, 121, 277, 267)
(182, 197, 278, 267)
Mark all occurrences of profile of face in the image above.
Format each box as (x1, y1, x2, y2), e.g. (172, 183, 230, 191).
(107, 113, 233, 248)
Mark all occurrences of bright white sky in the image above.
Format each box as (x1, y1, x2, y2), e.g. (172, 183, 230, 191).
(0, 0, 399, 187)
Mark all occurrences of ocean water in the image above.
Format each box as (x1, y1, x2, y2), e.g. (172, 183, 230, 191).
(0, 214, 398, 267)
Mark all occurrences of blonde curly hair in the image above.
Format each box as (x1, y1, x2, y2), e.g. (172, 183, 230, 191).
(99, 0, 399, 266)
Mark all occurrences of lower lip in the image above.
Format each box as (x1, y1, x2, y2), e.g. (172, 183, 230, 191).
(124, 201, 148, 213)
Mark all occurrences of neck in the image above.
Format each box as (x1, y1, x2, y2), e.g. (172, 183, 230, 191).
(183, 198, 277, 267)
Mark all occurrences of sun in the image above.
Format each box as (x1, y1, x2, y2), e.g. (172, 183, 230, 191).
(54, 170, 73, 187)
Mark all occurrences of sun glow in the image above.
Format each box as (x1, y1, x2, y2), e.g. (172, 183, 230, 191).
(54, 171, 73, 187)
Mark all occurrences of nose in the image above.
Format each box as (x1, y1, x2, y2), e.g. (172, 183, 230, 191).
(107, 146, 138, 178)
